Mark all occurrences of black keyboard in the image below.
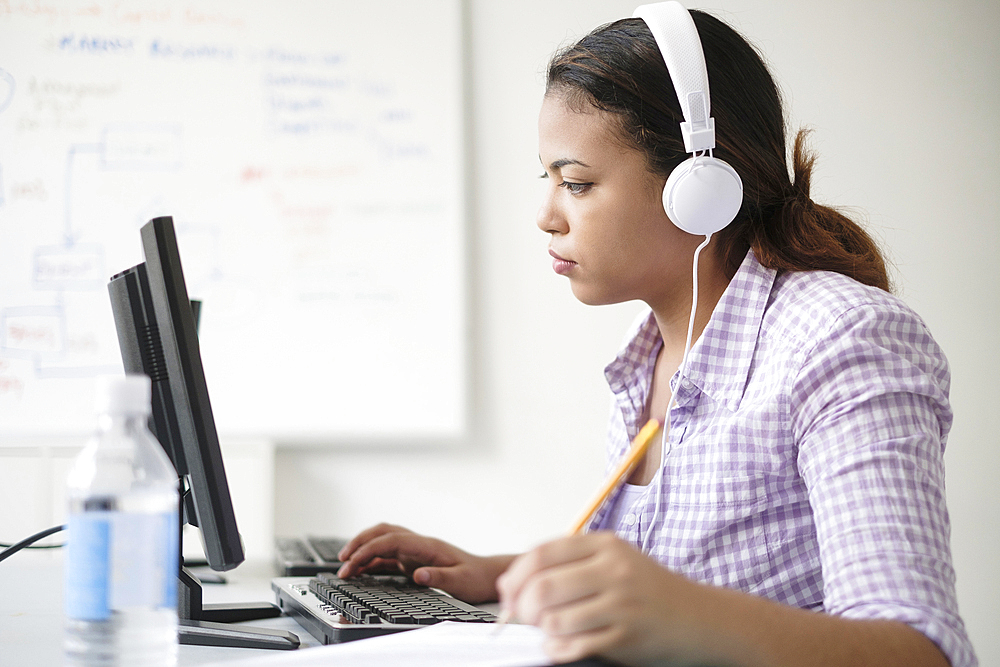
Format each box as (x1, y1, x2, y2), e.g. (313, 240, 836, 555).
(275, 536, 349, 576)
(311, 537, 348, 563)
(309, 573, 496, 626)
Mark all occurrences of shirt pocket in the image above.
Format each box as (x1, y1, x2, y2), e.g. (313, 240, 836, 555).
(646, 473, 774, 593)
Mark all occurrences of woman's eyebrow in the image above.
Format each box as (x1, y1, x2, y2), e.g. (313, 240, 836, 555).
(542, 157, 592, 171)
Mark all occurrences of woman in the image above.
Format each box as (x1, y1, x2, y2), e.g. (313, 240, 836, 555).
(336, 5, 976, 666)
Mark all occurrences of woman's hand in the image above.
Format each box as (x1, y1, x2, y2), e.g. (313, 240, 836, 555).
(336, 523, 516, 605)
(496, 531, 717, 666)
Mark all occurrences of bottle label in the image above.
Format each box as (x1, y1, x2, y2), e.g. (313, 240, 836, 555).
(64, 514, 111, 620)
(65, 509, 179, 621)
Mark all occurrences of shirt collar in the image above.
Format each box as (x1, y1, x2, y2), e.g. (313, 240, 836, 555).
(605, 250, 776, 413)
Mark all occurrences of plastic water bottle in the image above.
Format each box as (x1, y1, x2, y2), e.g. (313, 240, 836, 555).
(64, 374, 180, 667)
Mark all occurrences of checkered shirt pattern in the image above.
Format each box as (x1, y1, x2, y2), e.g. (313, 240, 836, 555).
(590, 250, 976, 667)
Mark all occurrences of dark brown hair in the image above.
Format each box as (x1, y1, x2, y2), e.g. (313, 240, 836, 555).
(546, 12, 891, 291)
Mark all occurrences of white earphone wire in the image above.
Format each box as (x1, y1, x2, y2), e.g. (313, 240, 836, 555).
(640, 232, 713, 553)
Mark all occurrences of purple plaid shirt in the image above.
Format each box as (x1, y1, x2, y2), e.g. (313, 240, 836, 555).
(590, 250, 976, 666)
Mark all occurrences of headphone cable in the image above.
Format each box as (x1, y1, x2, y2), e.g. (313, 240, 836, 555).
(641, 232, 713, 554)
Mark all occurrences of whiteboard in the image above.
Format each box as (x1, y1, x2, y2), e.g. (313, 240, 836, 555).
(0, 0, 465, 442)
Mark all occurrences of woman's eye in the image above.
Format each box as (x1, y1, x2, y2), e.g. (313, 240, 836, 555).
(558, 180, 592, 195)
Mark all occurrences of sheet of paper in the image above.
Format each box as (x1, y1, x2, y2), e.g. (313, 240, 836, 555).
(203, 622, 553, 667)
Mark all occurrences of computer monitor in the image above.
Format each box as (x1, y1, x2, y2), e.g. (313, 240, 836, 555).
(108, 216, 297, 650)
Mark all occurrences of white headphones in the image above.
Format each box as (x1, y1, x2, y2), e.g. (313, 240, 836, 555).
(633, 2, 743, 236)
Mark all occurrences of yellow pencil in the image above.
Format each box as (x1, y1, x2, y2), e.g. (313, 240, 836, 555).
(565, 417, 661, 535)
(494, 418, 662, 630)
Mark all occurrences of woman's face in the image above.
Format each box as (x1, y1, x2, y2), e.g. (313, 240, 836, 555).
(536, 93, 693, 307)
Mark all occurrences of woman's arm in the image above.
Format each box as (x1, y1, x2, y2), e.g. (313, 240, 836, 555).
(788, 301, 973, 666)
(496, 532, 950, 667)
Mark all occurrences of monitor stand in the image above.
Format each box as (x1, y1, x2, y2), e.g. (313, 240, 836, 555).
(177, 566, 299, 650)
(169, 466, 298, 651)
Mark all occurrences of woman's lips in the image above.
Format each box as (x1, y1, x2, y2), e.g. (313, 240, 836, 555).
(549, 249, 577, 275)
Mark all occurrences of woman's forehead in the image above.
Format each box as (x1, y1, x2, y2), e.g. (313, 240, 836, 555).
(539, 93, 650, 175)
(539, 95, 622, 157)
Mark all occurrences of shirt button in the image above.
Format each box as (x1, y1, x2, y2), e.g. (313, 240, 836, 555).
(624, 513, 636, 526)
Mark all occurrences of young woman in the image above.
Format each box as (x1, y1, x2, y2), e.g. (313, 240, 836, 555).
(336, 5, 976, 666)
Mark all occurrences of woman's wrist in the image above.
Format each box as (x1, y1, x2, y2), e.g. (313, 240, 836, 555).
(474, 554, 519, 602)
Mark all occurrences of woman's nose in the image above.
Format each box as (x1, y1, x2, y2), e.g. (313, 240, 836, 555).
(536, 186, 567, 235)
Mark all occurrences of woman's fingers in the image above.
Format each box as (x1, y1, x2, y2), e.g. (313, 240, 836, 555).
(337, 531, 464, 578)
(337, 523, 413, 561)
(509, 555, 606, 626)
(497, 532, 619, 616)
(334, 525, 509, 603)
(537, 585, 626, 638)
(346, 556, 404, 576)
(411, 562, 483, 600)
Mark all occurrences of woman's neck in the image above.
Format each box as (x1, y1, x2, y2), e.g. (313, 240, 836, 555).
(649, 247, 731, 362)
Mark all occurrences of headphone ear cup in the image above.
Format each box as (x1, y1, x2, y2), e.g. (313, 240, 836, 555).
(663, 156, 744, 235)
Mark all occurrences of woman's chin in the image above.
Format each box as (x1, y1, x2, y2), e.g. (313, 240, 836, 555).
(568, 282, 624, 307)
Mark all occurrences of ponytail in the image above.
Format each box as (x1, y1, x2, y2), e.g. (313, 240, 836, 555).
(744, 130, 891, 292)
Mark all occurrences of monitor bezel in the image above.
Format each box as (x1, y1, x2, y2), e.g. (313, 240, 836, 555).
(109, 215, 243, 572)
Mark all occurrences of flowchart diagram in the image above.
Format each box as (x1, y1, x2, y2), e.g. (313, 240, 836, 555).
(2, 125, 185, 382)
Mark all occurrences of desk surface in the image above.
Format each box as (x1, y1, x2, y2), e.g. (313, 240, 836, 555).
(0, 551, 320, 667)
(0, 553, 619, 667)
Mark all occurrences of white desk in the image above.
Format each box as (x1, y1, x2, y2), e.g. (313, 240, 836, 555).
(0, 551, 320, 667)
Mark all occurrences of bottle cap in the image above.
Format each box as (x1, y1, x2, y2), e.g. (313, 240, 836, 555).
(95, 374, 152, 415)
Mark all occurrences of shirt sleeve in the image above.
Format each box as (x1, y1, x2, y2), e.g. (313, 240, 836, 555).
(791, 301, 977, 667)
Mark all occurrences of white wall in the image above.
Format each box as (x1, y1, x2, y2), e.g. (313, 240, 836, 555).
(2, 0, 995, 663)
(274, 0, 1000, 663)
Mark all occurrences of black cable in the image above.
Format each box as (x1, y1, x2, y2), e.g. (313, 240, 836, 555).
(0, 524, 67, 563)
(0, 538, 65, 549)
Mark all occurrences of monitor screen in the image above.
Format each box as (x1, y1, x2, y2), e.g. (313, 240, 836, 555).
(108, 216, 243, 572)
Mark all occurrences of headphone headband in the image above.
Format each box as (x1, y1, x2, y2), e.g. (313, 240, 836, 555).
(631, 1, 743, 236)
(633, 2, 715, 154)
